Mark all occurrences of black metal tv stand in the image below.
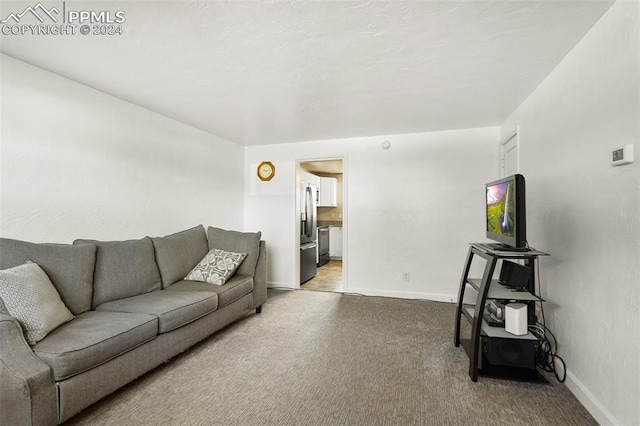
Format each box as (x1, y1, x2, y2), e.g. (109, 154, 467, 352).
(454, 243, 549, 381)
(485, 242, 531, 252)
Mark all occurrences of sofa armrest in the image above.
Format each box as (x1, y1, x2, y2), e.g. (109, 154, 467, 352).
(252, 241, 267, 310)
(0, 313, 57, 426)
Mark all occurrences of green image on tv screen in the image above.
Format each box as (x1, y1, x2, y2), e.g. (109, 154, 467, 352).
(486, 180, 514, 237)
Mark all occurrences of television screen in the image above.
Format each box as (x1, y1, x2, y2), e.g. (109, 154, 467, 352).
(486, 180, 514, 237)
(485, 174, 527, 250)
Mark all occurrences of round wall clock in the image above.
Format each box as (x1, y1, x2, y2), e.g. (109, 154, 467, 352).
(257, 161, 276, 181)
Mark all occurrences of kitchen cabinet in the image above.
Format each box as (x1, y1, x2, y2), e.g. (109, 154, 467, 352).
(329, 226, 342, 259)
(318, 177, 337, 207)
(300, 171, 321, 187)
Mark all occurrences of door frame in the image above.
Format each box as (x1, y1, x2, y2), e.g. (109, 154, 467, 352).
(500, 126, 520, 177)
(295, 157, 347, 291)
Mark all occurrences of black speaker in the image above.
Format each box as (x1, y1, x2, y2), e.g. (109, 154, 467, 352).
(499, 261, 531, 290)
(482, 336, 535, 370)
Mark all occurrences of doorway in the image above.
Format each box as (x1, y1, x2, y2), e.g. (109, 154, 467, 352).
(501, 130, 519, 176)
(297, 159, 345, 293)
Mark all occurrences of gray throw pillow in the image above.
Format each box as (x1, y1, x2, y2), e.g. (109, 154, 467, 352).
(0, 262, 74, 345)
(185, 249, 247, 285)
(207, 227, 261, 277)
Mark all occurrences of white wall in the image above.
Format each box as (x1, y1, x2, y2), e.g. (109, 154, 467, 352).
(0, 55, 244, 242)
(245, 127, 498, 300)
(501, 1, 639, 424)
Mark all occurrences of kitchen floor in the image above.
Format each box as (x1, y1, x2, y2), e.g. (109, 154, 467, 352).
(301, 260, 342, 293)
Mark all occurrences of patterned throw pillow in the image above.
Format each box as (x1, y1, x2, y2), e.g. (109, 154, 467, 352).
(0, 262, 74, 345)
(185, 248, 247, 286)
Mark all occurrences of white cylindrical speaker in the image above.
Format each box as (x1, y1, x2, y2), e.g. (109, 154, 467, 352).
(505, 303, 528, 336)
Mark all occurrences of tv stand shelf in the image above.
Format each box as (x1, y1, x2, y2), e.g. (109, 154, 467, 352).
(454, 243, 548, 381)
(466, 279, 543, 301)
(462, 306, 537, 340)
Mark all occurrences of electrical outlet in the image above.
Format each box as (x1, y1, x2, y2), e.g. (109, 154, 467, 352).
(402, 272, 410, 282)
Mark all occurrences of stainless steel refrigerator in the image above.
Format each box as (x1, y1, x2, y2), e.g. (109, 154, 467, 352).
(300, 182, 318, 284)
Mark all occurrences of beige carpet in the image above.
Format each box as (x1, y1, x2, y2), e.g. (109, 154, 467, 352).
(65, 290, 596, 425)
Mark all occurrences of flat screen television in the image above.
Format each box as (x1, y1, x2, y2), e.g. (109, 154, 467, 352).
(485, 174, 527, 251)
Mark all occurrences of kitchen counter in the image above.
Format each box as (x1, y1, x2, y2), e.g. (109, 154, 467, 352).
(318, 221, 342, 227)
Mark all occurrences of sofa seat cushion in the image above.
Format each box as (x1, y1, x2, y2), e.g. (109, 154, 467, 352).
(96, 290, 218, 334)
(166, 275, 253, 308)
(33, 311, 158, 381)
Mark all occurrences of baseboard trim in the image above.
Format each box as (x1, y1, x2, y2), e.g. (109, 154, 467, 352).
(267, 281, 294, 289)
(345, 287, 456, 303)
(564, 369, 619, 425)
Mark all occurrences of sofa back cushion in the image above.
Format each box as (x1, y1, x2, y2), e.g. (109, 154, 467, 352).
(207, 227, 261, 277)
(74, 237, 161, 308)
(151, 225, 208, 288)
(0, 238, 96, 315)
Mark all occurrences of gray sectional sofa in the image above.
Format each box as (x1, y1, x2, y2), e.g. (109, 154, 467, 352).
(0, 225, 266, 425)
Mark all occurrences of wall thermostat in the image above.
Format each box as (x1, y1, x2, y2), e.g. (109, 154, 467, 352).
(611, 143, 634, 166)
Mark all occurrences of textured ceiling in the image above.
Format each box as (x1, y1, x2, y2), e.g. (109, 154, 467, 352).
(0, 1, 614, 145)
